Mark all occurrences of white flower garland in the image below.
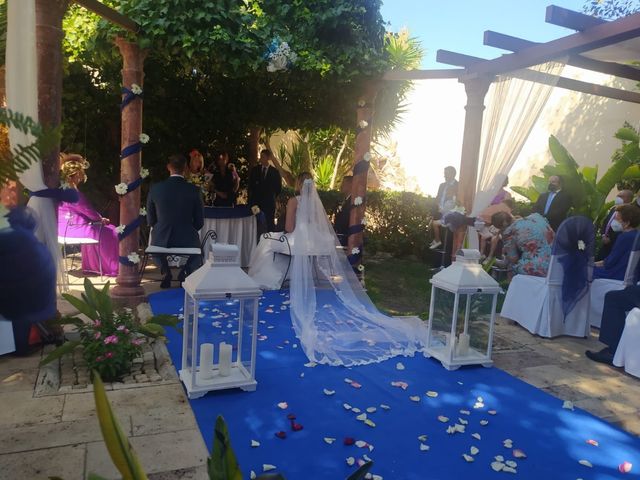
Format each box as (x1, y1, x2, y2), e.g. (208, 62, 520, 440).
(363, 152, 372, 162)
(127, 252, 140, 264)
(115, 183, 128, 195)
(358, 120, 369, 129)
(354, 196, 363, 206)
(577, 240, 586, 251)
(116, 225, 126, 235)
(131, 83, 143, 95)
(140, 167, 149, 179)
(139, 207, 147, 217)
(251, 205, 261, 215)
(351, 247, 360, 255)
(139, 133, 150, 144)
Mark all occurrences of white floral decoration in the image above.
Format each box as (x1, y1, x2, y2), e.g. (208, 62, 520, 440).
(139, 133, 150, 144)
(139, 207, 147, 216)
(266, 40, 298, 72)
(361, 217, 367, 226)
(140, 167, 149, 179)
(251, 205, 261, 215)
(354, 196, 363, 206)
(115, 182, 128, 195)
(358, 100, 366, 107)
(357, 264, 365, 272)
(127, 252, 140, 264)
(363, 152, 372, 162)
(358, 120, 369, 129)
(577, 240, 586, 251)
(60, 181, 71, 190)
(351, 247, 360, 255)
(116, 225, 126, 234)
(131, 83, 143, 95)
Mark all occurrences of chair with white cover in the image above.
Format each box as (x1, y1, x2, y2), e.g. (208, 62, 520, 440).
(588, 230, 640, 328)
(613, 307, 640, 378)
(500, 216, 594, 338)
(58, 214, 104, 289)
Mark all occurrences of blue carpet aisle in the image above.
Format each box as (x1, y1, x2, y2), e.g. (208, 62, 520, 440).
(150, 289, 640, 480)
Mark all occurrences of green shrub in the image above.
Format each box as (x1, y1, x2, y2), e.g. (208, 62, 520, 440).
(276, 188, 437, 259)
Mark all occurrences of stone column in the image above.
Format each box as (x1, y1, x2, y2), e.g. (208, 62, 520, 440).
(247, 126, 262, 170)
(457, 77, 491, 214)
(347, 82, 380, 277)
(35, 0, 68, 188)
(111, 38, 147, 305)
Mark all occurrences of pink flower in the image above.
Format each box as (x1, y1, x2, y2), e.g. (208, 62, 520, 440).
(95, 356, 104, 362)
(93, 320, 101, 327)
(105, 352, 114, 359)
(132, 338, 143, 346)
(117, 325, 125, 331)
(104, 335, 119, 345)
(94, 332, 102, 340)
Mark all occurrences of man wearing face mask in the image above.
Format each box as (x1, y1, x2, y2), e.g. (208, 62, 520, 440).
(597, 189, 634, 261)
(533, 175, 572, 231)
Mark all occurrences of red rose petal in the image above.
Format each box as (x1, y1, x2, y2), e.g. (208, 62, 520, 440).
(287, 413, 297, 420)
(292, 422, 304, 431)
(275, 431, 287, 439)
(344, 437, 355, 446)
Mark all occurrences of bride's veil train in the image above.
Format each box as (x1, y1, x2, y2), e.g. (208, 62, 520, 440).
(289, 179, 427, 367)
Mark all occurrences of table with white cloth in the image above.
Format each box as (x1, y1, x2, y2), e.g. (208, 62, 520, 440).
(201, 206, 258, 268)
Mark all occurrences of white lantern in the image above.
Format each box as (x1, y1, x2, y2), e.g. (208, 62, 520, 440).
(425, 249, 501, 370)
(181, 243, 262, 399)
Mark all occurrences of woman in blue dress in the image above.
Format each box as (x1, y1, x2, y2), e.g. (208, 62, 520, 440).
(593, 204, 640, 280)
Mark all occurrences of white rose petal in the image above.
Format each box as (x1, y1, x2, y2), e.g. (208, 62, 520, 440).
(262, 464, 276, 472)
(115, 182, 128, 195)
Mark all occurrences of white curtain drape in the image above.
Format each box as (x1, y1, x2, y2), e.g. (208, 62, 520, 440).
(6, 0, 63, 283)
(468, 60, 566, 247)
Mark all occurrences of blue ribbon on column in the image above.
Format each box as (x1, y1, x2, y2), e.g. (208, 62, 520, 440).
(121, 87, 143, 111)
(120, 142, 142, 160)
(119, 255, 137, 266)
(117, 216, 143, 241)
(353, 160, 370, 175)
(348, 224, 364, 235)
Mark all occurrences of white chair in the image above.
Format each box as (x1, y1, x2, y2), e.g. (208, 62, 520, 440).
(500, 216, 594, 338)
(588, 231, 640, 328)
(58, 215, 104, 289)
(613, 307, 640, 378)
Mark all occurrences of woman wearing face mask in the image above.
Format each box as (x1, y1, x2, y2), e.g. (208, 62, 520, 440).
(597, 190, 633, 260)
(594, 204, 640, 280)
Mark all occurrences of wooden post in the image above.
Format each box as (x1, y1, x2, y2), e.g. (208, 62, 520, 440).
(247, 126, 262, 170)
(457, 76, 491, 213)
(347, 82, 380, 276)
(111, 38, 147, 305)
(35, 0, 67, 188)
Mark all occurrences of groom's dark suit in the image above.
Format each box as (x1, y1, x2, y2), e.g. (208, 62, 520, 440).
(533, 189, 571, 231)
(248, 165, 282, 231)
(147, 175, 204, 275)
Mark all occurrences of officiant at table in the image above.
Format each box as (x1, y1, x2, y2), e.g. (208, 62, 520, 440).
(249, 149, 282, 231)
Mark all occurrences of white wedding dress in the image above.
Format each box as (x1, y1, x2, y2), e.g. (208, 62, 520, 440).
(249, 180, 427, 367)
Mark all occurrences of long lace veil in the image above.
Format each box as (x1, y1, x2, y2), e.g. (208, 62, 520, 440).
(289, 179, 426, 367)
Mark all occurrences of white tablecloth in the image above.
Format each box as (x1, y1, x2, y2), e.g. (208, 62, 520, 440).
(201, 216, 257, 267)
(0, 316, 15, 356)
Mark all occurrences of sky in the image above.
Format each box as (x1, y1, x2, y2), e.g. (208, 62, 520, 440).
(380, 0, 587, 69)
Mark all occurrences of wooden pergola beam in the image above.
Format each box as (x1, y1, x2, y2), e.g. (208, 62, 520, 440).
(461, 8, 640, 79)
(484, 30, 640, 82)
(545, 5, 606, 31)
(382, 68, 463, 81)
(73, 0, 139, 33)
(436, 49, 640, 103)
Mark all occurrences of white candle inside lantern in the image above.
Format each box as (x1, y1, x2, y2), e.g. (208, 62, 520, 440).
(219, 342, 232, 376)
(456, 333, 470, 356)
(199, 343, 215, 380)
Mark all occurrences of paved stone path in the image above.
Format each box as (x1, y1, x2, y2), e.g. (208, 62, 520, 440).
(1, 271, 637, 479)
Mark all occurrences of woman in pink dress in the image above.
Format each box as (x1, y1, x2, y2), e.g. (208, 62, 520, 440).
(58, 154, 119, 276)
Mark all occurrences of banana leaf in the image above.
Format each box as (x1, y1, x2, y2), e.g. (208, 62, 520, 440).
(61, 292, 98, 321)
(622, 164, 640, 179)
(39, 340, 81, 366)
(346, 461, 374, 479)
(208, 415, 243, 480)
(93, 371, 148, 480)
(614, 127, 639, 142)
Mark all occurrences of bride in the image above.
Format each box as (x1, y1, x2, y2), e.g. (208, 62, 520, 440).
(249, 173, 426, 367)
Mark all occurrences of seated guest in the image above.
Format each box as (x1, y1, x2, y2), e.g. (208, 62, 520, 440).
(58, 154, 119, 277)
(585, 284, 640, 365)
(491, 211, 554, 278)
(334, 175, 353, 247)
(429, 166, 458, 250)
(593, 204, 640, 280)
(187, 149, 213, 206)
(597, 189, 634, 261)
(146, 154, 204, 288)
(533, 175, 571, 231)
(478, 198, 514, 263)
(212, 151, 240, 207)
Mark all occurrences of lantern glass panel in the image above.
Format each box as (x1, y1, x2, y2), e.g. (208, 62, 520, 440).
(238, 298, 258, 373)
(183, 296, 196, 373)
(451, 293, 495, 360)
(429, 287, 457, 350)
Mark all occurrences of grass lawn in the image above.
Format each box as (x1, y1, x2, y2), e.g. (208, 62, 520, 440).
(364, 254, 431, 318)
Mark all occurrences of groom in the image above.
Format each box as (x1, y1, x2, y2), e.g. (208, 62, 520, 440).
(147, 154, 204, 288)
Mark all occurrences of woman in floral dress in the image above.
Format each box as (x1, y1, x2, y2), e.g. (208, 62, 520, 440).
(187, 149, 213, 205)
(491, 211, 554, 278)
